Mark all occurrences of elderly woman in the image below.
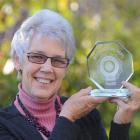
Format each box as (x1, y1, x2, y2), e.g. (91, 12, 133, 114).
(0, 9, 140, 140)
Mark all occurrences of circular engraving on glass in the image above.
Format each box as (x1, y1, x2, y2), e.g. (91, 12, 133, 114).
(98, 56, 122, 88)
(104, 60, 115, 73)
(99, 56, 119, 75)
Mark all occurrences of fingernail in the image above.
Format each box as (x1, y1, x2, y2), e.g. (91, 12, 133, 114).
(87, 86, 92, 90)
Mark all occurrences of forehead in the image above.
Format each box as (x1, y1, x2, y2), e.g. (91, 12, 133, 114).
(28, 34, 66, 57)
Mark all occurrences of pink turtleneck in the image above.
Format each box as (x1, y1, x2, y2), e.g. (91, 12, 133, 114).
(14, 84, 62, 140)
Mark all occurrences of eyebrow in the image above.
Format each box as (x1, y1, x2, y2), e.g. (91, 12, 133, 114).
(29, 51, 66, 58)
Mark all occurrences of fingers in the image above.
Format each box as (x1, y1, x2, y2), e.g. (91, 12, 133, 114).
(122, 81, 137, 90)
(92, 96, 109, 102)
(72, 87, 109, 108)
(122, 81, 140, 92)
(122, 97, 130, 103)
(76, 86, 92, 97)
(76, 87, 108, 104)
(122, 81, 140, 97)
(112, 97, 130, 102)
(109, 97, 127, 106)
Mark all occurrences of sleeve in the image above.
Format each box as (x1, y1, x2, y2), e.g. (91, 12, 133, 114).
(90, 109, 130, 140)
(98, 120, 108, 140)
(109, 121, 131, 140)
(49, 116, 81, 140)
(90, 110, 108, 140)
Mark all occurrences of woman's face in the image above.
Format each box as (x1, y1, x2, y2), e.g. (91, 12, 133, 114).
(17, 35, 67, 100)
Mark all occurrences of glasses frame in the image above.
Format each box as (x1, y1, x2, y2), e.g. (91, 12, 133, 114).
(26, 52, 69, 68)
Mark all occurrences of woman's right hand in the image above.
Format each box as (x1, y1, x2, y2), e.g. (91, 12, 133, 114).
(59, 87, 108, 122)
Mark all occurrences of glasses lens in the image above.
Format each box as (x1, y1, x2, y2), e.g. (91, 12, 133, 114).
(27, 53, 46, 64)
(51, 58, 69, 68)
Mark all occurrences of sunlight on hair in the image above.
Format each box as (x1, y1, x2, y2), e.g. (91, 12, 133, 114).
(3, 59, 14, 75)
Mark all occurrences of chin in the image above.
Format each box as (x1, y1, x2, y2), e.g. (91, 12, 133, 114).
(33, 90, 56, 100)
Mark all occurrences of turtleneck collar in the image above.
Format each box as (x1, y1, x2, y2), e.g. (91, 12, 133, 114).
(14, 83, 62, 124)
(16, 84, 57, 112)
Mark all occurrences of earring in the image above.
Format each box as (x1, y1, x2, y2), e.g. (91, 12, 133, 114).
(17, 70, 22, 80)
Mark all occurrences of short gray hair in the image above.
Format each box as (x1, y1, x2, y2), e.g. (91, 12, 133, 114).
(11, 9, 76, 64)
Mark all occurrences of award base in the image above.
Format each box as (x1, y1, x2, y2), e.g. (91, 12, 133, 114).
(90, 88, 131, 97)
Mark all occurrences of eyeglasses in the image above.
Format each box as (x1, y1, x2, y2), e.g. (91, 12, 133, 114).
(27, 52, 69, 68)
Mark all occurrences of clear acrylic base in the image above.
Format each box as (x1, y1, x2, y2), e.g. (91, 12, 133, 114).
(90, 88, 131, 97)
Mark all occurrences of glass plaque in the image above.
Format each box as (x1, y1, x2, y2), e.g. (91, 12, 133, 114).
(87, 41, 134, 97)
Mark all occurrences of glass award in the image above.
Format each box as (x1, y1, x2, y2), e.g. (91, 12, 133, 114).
(87, 41, 134, 97)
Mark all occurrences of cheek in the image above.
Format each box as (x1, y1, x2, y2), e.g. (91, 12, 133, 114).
(56, 69, 66, 82)
(22, 64, 38, 80)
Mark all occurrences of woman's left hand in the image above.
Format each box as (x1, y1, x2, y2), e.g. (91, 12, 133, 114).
(110, 81, 140, 124)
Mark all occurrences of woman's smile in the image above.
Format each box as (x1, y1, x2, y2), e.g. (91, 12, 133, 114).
(34, 76, 54, 84)
(35, 78, 52, 84)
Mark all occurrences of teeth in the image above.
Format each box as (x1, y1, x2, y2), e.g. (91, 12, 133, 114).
(36, 78, 51, 84)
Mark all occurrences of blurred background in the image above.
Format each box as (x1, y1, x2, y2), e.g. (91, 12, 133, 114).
(0, 0, 140, 139)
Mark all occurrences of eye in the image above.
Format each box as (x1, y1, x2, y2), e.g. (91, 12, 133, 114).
(31, 55, 43, 61)
(53, 58, 67, 64)
(27, 54, 46, 63)
(32, 55, 43, 60)
(51, 57, 68, 68)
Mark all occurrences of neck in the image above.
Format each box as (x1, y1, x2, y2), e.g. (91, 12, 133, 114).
(14, 83, 62, 131)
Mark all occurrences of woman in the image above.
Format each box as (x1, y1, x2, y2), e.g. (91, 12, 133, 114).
(0, 9, 140, 140)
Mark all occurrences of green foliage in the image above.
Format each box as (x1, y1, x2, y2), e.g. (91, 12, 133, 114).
(0, 0, 140, 139)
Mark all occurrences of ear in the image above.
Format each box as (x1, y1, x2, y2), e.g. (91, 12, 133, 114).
(13, 53, 22, 71)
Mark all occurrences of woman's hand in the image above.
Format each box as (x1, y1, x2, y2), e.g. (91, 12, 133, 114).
(59, 87, 108, 122)
(110, 81, 140, 124)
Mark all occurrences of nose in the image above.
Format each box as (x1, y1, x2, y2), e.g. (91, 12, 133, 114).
(40, 58, 53, 72)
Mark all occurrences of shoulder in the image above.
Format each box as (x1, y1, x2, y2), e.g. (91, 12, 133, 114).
(0, 104, 20, 119)
(0, 104, 22, 128)
(0, 105, 21, 132)
(0, 105, 43, 140)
